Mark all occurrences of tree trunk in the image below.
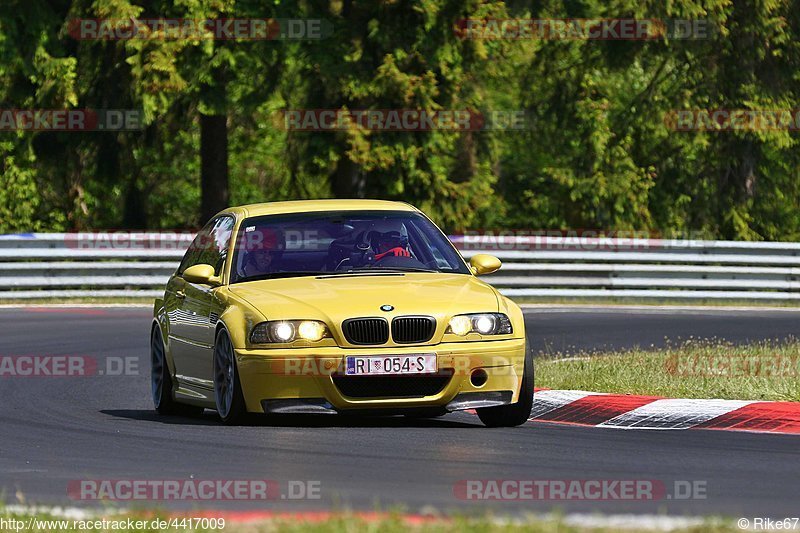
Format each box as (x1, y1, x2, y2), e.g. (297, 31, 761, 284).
(332, 155, 363, 198)
(200, 114, 229, 224)
(122, 179, 147, 229)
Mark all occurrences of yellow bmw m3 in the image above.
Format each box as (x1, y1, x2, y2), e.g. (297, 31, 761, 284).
(151, 200, 532, 427)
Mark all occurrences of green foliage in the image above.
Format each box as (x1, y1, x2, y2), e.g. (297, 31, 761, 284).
(0, 142, 42, 231)
(0, 0, 799, 237)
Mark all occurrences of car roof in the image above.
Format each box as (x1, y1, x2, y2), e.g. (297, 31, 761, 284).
(219, 199, 419, 219)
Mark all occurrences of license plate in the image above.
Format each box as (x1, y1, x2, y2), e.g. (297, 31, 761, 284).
(345, 354, 437, 376)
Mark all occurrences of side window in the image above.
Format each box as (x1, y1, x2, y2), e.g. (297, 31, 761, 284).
(177, 231, 208, 275)
(178, 216, 235, 276)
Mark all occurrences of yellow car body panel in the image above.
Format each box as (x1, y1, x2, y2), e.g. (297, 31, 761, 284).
(234, 339, 525, 412)
(152, 199, 528, 418)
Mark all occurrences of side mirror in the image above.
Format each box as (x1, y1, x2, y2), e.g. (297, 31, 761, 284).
(469, 254, 502, 276)
(182, 264, 221, 286)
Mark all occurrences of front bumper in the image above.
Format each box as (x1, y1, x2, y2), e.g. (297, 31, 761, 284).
(235, 338, 526, 413)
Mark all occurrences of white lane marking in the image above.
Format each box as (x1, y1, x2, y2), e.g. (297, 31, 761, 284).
(529, 389, 604, 419)
(557, 512, 710, 531)
(598, 398, 756, 430)
(3, 505, 95, 520)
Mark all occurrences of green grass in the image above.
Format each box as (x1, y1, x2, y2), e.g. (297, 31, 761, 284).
(0, 509, 739, 533)
(536, 339, 800, 401)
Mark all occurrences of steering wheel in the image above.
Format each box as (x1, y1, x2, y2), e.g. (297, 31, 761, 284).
(372, 254, 428, 269)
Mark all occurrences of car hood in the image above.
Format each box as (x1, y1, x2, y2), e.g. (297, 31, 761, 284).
(228, 272, 499, 325)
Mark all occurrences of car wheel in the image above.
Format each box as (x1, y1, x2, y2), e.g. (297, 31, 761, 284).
(476, 339, 534, 428)
(213, 329, 246, 424)
(151, 326, 204, 416)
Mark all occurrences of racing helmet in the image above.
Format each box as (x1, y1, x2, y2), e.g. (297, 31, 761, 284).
(240, 227, 286, 269)
(367, 219, 409, 254)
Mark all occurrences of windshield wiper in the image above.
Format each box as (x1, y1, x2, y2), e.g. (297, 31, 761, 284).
(237, 271, 325, 282)
(239, 267, 439, 283)
(347, 267, 437, 273)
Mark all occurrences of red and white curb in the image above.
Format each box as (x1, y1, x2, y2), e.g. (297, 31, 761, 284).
(527, 389, 800, 434)
(2, 506, 715, 530)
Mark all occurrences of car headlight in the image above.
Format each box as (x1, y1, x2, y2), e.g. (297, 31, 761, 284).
(446, 313, 512, 336)
(250, 320, 331, 344)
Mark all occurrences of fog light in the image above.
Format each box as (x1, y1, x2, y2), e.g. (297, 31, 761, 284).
(471, 368, 488, 387)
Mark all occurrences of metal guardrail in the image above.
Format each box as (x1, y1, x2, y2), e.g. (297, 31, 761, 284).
(0, 233, 184, 299)
(1, 233, 800, 301)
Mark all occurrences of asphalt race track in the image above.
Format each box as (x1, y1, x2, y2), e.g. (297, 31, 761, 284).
(1, 306, 799, 517)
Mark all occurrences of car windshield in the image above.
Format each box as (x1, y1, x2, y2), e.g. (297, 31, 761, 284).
(230, 210, 470, 283)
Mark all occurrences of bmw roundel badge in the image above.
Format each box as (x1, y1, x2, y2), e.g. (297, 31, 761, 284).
(380, 304, 394, 312)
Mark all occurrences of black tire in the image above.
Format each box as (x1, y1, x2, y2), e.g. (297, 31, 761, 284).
(476, 339, 534, 428)
(151, 326, 204, 416)
(213, 329, 247, 425)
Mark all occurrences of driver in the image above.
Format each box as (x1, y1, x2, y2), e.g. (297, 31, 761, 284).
(240, 227, 285, 278)
(368, 219, 412, 260)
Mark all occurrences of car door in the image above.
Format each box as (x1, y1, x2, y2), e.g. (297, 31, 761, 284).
(169, 216, 235, 389)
